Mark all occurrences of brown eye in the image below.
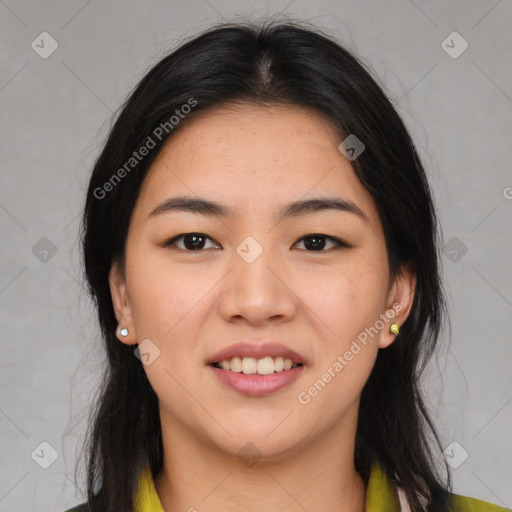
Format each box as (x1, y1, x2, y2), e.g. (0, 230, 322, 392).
(165, 233, 220, 251)
(294, 234, 348, 251)
(163, 232, 348, 252)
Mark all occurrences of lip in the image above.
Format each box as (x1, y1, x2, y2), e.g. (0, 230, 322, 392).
(206, 342, 306, 365)
(208, 364, 305, 396)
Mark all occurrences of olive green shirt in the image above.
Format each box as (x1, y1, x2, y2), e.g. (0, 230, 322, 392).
(65, 461, 510, 511)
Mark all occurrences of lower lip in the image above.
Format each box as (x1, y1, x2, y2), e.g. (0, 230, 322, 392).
(208, 365, 305, 396)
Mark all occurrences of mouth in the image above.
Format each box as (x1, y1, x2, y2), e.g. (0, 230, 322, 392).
(210, 356, 304, 375)
(208, 356, 305, 396)
(206, 342, 306, 396)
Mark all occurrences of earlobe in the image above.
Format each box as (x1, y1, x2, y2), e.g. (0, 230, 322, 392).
(379, 266, 416, 349)
(108, 261, 137, 345)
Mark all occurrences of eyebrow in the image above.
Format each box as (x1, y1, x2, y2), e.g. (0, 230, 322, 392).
(147, 195, 367, 223)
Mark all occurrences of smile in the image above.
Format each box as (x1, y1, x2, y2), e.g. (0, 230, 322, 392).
(208, 360, 305, 396)
(211, 355, 302, 375)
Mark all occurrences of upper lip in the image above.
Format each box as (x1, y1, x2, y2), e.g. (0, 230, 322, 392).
(206, 342, 306, 365)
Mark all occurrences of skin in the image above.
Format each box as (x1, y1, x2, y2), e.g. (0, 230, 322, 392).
(109, 103, 415, 512)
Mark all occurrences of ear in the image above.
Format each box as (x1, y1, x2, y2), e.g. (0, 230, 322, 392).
(109, 260, 137, 345)
(379, 265, 416, 349)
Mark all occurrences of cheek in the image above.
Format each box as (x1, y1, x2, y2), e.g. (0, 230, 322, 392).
(295, 342, 377, 437)
(296, 263, 386, 412)
(126, 248, 210, 338)
(303, 256, 389, 343)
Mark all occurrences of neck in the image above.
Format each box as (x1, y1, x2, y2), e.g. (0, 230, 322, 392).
(154, 409, 366, 512)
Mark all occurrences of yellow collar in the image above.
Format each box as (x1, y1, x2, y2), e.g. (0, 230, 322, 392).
(134, 461, 400, 511)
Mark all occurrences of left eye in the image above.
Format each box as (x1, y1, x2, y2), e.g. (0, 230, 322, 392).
(164, 233, 347, 252)
(294, 234, 347, 251)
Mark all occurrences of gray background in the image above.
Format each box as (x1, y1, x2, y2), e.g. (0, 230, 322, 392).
(1, 1, 511, 511)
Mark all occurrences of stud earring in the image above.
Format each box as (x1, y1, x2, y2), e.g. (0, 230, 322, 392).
(390, 323, 399, 335)
(120, 327, 129, 337)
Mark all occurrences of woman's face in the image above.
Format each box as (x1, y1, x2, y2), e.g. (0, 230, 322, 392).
(109, 103, 414, 460)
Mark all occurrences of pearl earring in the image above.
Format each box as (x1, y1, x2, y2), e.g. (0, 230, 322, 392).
(120, 327, 129, 337)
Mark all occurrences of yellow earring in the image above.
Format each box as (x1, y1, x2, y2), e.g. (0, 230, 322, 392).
(390, 323, 399, 335)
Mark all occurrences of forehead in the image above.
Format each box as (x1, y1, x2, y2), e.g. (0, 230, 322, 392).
(135, 103, 379, 228)
(165, 102, 342, 162)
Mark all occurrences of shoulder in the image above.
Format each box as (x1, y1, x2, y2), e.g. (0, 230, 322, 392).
(62, 503, 88, 512)
(448, 492, 510, 511)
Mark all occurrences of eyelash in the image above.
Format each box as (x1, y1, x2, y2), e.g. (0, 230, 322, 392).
(163, 232, 350, 252)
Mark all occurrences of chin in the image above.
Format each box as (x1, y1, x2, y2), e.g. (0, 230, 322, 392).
(207, 424, 307, 463)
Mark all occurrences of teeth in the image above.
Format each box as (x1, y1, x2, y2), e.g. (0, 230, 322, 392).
(230, 357, 242, 372)
(257, 356, 275, 375)
(220, 359, 232, 371)
(216, 356, 300, 374)
(242, 357, 257, 374)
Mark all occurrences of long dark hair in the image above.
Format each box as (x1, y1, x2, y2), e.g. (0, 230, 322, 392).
(77, 18, 451, 512)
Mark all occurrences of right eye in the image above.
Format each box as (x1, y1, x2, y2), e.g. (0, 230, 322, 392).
(163, 232, 221, 251)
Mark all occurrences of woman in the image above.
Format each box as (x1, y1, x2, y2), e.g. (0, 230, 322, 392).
(66, 19, 509, 512)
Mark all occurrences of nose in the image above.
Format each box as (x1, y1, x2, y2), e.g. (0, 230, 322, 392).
(218, 244, 297, 327)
